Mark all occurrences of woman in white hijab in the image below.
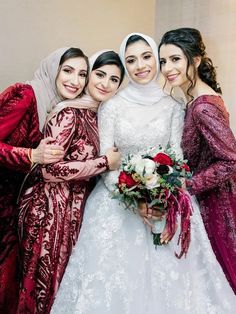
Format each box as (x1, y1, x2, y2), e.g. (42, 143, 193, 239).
(51, 33, 236, 314)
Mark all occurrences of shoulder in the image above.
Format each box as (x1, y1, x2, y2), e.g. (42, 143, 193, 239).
(1, 83, 34, 98)
(98, 94, 121, 115)
(0, 83, 36, 114)
(191, 95, 229, 124)
(160, 94, 185, 114)
(192, 95, 226, 116)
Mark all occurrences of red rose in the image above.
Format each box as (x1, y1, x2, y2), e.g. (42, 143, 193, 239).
(118, 171, 137, 187)
(182, 163, 190, 172)
(153, 153, 173, 166)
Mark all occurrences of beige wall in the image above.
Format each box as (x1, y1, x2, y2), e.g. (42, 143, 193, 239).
(0, 0, 155, 90)
(1, 1, 235, 133)
(155, 0, 236, 134)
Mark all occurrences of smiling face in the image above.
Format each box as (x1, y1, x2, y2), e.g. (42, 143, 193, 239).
(125, 40, 157, 85)
(56, 57, 88, 100)
(159, 44, 195, 94)
(87, 64, 121, 102)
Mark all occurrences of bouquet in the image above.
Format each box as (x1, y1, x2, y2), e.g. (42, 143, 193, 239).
(113, 145, 193, 258)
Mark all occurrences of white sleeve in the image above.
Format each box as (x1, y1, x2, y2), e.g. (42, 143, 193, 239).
(98, 98, 120, 192)
(169, 102, 185, 159)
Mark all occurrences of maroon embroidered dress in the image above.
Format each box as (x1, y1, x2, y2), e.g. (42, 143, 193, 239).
(0, 83, 41, 313)
(17, 107, 109, 314)
(182, 95, 236, 293)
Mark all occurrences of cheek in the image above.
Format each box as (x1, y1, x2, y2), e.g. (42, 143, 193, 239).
(111, 83, 119, 94)
(55, 77, 62, 94)
(87, 79, 95, 92)
(80, 78, 86, 87)
(125, 64, 133, 76)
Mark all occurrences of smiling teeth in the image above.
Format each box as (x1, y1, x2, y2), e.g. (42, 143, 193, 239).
(65, 86, 78, 92)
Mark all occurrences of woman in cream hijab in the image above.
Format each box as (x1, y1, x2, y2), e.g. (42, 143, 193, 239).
(0, 47, 86, 313)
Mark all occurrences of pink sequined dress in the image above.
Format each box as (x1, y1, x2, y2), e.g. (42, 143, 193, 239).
(17, 107, 109, 314)
(182, 95, 236, 293)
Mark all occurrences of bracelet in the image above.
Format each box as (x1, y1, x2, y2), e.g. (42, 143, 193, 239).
(27, 148, 34, 165)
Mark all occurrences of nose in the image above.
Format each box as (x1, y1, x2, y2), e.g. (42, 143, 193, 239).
(137, 57, 145, 69)
(162, 61, 172, 74)
(70, 74, 80, 86)
(101, 77, 109, 89)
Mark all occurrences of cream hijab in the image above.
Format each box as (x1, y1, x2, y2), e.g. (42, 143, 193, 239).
(27, 47, 69, 131)
(118, 32, 165, 105)
(45, 50, 113, 126)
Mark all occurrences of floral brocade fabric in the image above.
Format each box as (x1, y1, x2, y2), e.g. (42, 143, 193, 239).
(52, 95, 236, 314)
(17, 108, 108, 314)
(182, 95, 236, 293)
(0, 83, 41, 313)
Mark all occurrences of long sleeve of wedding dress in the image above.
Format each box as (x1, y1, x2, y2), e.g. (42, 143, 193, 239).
(98, 99, 120, 191)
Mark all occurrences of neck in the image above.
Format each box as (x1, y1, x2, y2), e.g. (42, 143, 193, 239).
(182, 79, 217, 103)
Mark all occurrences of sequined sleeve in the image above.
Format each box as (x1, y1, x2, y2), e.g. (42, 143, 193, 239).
(41, 107, 108, 182)
(188, 101, 236, 194)
(0, 83, 37, 171)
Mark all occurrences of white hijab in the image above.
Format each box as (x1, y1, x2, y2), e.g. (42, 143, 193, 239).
(118, 32, 165, 105)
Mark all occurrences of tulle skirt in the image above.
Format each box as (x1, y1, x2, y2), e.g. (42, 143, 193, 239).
(52, 179, 236, 314)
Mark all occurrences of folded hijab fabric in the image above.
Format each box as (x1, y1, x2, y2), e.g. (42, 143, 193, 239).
(118, 32, 166, 105)
(27, 47, 69, 131)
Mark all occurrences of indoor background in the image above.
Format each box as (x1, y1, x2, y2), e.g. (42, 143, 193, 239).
(0, 0, 235, 133)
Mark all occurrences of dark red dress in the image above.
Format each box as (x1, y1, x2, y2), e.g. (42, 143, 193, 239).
(0, 83, 42, 313)
(17, 107, 109, 314)
(182, 95, 236, 293)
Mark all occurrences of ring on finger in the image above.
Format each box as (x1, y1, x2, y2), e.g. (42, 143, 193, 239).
(52, 149, 58, 156)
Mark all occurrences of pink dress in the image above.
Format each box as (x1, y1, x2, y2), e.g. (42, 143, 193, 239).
(17, 107, 109, 314)
(0, 83, 41, 313)
(182, 95, 236, 293)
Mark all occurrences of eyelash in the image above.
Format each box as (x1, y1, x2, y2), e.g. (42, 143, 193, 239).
(111, 78, 119, 83)
(126, 54, 152, 64)
(63, 68, 72, 74)
(95, 72, 104, 78)
(172, 57, 180, 62)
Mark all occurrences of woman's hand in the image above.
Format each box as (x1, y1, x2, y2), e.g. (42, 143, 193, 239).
(138, 201, 165, 220)
(160, 223, 178, 244)
(31, 137, 65, 164)
(105, 147, 121, 170)
(138, 200, 166, 231)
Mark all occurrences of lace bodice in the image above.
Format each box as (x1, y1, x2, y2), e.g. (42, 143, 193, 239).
(98, 94, 184, 190)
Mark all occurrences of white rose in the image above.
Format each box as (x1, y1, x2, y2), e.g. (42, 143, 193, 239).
(135, 158, 156, 176)
(145, 173, 161, 189)
(167, 166, 173, 174)
(129, 155, 142, 166)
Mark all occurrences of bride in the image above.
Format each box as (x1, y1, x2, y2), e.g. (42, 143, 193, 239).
(52, 33, 236, 314)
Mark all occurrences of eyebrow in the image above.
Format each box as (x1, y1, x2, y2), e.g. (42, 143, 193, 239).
(62, 65, 74, 69)
(62, 65, 87, 72)
(125, 50, 153, 60)
(96, 70, 120, 80)
(166, 54, 182, 58)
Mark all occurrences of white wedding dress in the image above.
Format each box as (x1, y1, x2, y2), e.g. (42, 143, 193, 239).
(52, 94, 236, 314)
